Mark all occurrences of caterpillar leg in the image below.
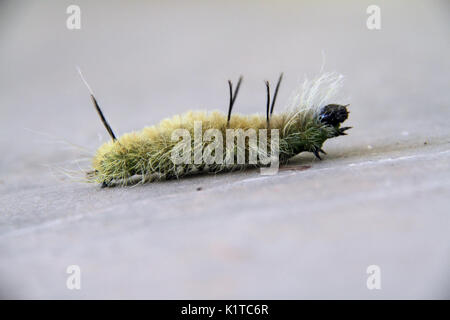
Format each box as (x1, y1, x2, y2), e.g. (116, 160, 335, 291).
(312, 147, 326, 160)
(101, 180, 111, 188)
(338, 126, 352, 136)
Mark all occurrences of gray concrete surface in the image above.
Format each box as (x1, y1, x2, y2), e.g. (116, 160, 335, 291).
(0, 0, 449, 299)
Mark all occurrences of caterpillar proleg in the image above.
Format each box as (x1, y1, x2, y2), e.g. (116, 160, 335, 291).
(79, 70, 351, 187)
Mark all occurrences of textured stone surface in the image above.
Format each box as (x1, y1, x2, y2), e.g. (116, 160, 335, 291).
(0, 0, 449, 299)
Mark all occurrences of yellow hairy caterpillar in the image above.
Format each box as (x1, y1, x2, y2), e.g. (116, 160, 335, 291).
(78, 69, 350, 187)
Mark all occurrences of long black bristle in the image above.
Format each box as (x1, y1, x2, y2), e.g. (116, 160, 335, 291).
(227, 80, 233, 125)
(265, 80, 270, 127)
(77, 67, 117, 142)
(232, 76, 243, 106)
(90, 94, 117, 141)
(270, 72, 283, 116)
(227, 76, 243, 126)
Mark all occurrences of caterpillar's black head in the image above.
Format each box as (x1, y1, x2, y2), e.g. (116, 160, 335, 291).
(319, 104, 351, 137)
(319, 104, 349, 126)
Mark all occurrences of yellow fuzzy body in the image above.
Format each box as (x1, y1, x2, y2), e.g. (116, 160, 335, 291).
(94, 111, 286, 162)
(93, 111, 290, 183)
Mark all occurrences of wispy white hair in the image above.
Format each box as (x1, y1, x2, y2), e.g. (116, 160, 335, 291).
(282, 72, 345, 132)
(286, 72, 345, 114)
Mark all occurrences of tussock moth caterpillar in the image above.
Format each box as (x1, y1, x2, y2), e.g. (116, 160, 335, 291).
(77, 69, 350, 187)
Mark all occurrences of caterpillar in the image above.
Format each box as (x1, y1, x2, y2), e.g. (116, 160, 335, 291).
(78, 70, 351, 187)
